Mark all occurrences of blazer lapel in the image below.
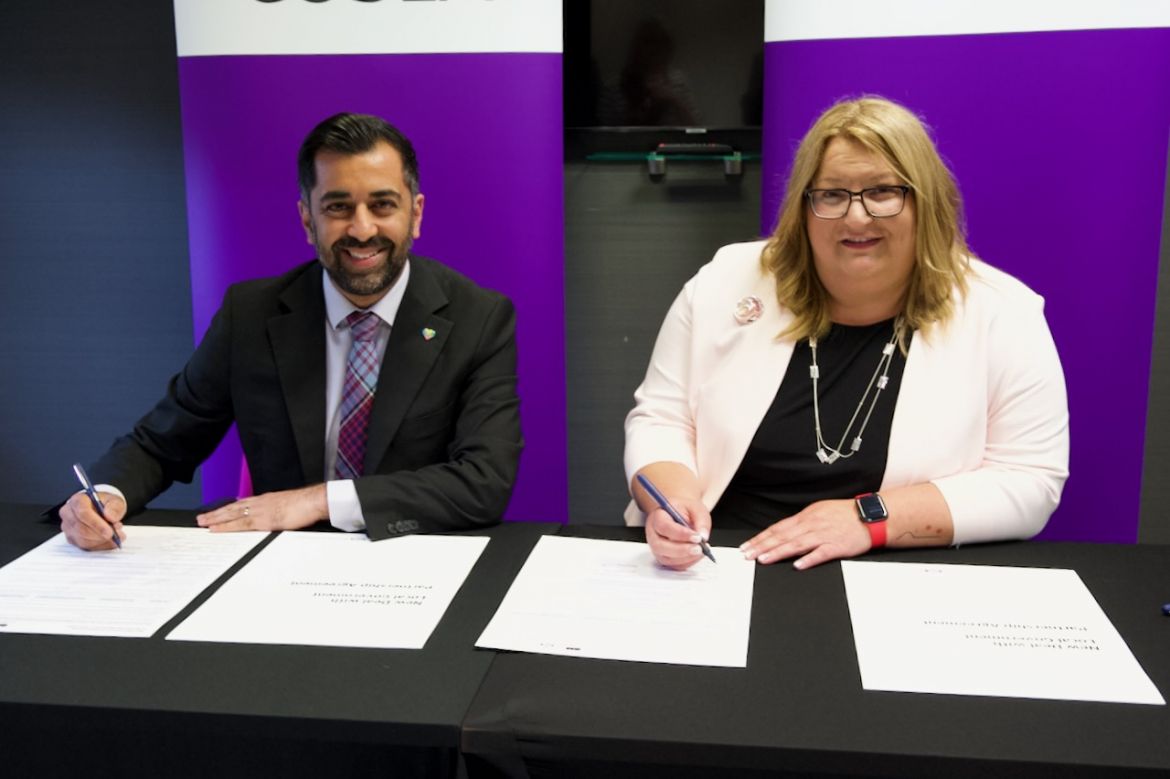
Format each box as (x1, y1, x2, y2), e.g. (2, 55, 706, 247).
(270, 267, 328, 485)
(696, 269, 796, 507)
(364, 259, 451, 472)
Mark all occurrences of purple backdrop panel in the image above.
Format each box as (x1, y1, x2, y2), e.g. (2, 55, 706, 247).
(762, 28, 1170, 542)
(177, 53, 565, 522)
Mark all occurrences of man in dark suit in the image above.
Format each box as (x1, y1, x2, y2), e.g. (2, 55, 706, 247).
(60, 113, 522, 548)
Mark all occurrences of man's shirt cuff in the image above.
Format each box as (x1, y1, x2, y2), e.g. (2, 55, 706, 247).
(94, 484, 126, 504)
(326, 479, 367, 532)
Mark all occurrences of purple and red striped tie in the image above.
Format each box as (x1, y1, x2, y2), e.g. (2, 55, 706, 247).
(335, 311, 381, 480)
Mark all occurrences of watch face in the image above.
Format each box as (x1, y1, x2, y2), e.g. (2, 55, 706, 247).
(857, 493, 887, 523)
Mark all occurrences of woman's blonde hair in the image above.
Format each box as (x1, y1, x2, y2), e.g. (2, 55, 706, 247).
(761, 96, 972, 343)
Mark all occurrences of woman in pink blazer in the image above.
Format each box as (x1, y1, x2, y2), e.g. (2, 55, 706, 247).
(625, 97, 1069, 570)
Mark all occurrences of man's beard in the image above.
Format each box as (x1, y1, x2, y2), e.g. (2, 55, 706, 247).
(314, 225, 412, 300)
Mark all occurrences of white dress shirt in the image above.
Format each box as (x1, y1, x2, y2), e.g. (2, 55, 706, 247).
(322, 260, 410, 531)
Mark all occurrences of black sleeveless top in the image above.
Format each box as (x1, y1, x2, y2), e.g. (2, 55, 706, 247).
(712, 318, 911, 530)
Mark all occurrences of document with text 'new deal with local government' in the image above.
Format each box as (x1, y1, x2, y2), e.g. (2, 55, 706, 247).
(476, 535, 756, 667)
(167, 532, 489, 649)
(841, 560, 1164, 705)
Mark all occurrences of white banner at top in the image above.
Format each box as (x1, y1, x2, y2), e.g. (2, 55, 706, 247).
(766, 0, 1170, 42)
(174, 0, 562, 56)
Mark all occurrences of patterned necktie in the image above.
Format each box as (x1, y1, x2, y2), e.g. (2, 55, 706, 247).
(335, 311, 382, 480)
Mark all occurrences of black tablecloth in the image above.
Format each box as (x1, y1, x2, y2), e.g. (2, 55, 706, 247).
(0, 503, 552, 778)
(5, 507, 1168, 778)
(461, 526, 1170, 779)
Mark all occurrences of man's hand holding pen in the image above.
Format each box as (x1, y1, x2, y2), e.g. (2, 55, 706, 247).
(61, 489, 127, 550)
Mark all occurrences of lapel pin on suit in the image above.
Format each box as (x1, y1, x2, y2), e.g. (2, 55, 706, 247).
(734, 296, 763, 325)
(421, 327, 437, 341)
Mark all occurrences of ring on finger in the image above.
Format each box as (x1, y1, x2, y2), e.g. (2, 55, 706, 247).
(241, 504, 250, 518)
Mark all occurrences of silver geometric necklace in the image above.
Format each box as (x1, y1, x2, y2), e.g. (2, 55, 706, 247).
(809, 318, 903, 464)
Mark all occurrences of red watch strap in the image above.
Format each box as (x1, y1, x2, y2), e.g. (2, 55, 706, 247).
(865, 519, 887, 549)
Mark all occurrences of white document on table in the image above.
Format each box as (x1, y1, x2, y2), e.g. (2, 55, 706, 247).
(476, 536, 755, 667)
(0, 527, 268, 638)
(841, 560, 1164, 705)
(166, 532, 488, 649)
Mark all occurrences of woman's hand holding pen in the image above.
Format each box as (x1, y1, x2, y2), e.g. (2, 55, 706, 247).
(645, 497, 712, 570)
(633, 464, 712, 570)
(60, 491, 127, 550)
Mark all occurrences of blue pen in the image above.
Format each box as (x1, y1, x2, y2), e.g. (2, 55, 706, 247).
(636, 474, 716, 563)
(72, 463, 121, 549)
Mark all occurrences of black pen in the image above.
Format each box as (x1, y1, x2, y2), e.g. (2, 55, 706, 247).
(72, 463, 121, 549)
(636, 474, 716, 563)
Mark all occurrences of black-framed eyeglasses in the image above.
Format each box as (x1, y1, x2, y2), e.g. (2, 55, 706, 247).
(805, 185, 911, 219)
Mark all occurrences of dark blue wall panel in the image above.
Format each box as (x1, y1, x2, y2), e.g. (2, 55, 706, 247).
(0, 3, 201, 508)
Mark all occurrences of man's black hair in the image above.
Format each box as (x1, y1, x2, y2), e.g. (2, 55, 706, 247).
(297, 113, 420, 200)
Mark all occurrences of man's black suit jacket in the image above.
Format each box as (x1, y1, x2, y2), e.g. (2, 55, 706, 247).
(88, 256, 522, 540)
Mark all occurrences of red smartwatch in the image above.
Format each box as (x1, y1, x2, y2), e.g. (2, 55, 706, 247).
(854, 492, 888, 549)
